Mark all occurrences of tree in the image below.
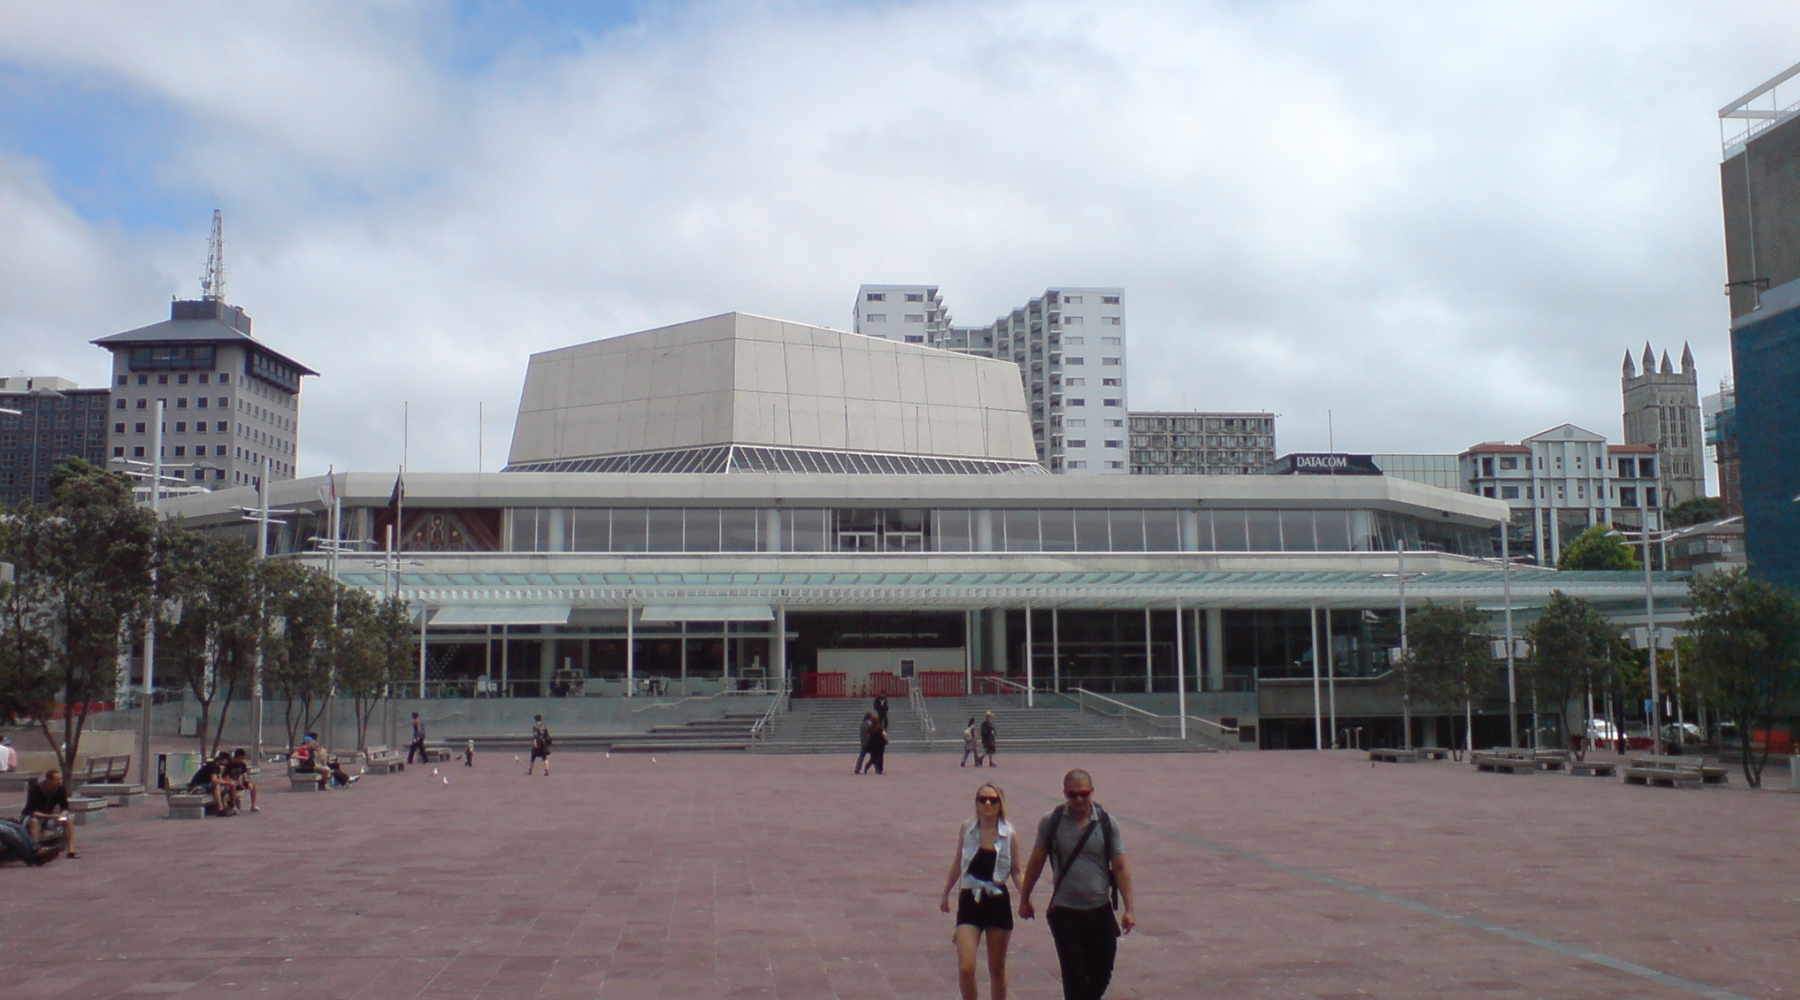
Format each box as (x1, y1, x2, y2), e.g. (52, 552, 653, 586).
(1665, 496, 1723, 528)
(0, 459, 156, 781)
(334, 591, 412, 752)
(158, 529, 261, 758)
(262, 559, 341, 748)
(1525, 591, 1618, 757)
(1687, 569, 1800, 787)
(1557, 524, 1641, 571)
(1405, 601, 1494, 758)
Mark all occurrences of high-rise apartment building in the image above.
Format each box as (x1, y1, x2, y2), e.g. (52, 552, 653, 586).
(1128, 412, 1275, 475)
(1720, 62, 1800, 586)
(1620, 342, 1705, 507)
(92, 298, 315, 491)
(0, 376, 111, 507)
(855, 284, 1128, 474)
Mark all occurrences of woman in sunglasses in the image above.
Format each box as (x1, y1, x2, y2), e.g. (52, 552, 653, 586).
(939, 781, 1022, 1000)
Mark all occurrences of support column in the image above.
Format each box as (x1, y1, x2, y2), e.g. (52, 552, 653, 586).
(990, 607, 1008, 679)
(1205, 608, 1224, 692)
(1144, 608, 1154, 694)
(1325, 609, 1337, 747)
(418, 609, 429, 698)
(1051, 609, 1061, 693)
(538, 624, 554, 698)
(964, 610, 974, 694)
(625, 603, 636, 696)
(1309, 607, 1322, 750)
(774, 605, 787, 691)
(500, 627, 509, 697)
(1175, 601, 1187, 740)
(1024, 605, 1034, 707)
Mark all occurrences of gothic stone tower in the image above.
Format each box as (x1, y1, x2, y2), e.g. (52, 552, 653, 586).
(1621, 342, 1706, 507)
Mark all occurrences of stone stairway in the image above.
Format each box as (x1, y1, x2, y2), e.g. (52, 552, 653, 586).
(756, 695, 1213, 755)
(450, 711, 765, 755)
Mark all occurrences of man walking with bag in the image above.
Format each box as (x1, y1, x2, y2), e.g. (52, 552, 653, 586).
(1018, 769, 1136, 1000)
(407, 712, 430, 765)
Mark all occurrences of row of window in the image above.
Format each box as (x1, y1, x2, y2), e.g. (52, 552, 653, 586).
(506, 507, 1487, 556)
(119, 370, 229, 386)
(1474, 454, 1657, 477)
(1480, 482, 1659, 506)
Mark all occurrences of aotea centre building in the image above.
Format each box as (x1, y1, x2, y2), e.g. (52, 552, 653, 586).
(163, 312, 1686, 749)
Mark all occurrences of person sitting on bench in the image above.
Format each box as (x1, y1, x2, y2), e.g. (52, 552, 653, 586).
(293, 734, 329, 789)
(189, 754, 238, 815)
(226, 749, 259, 812)
(21, 769, 77, 858)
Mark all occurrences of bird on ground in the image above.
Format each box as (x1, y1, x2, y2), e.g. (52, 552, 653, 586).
(442, 776, 449, 786)
(651, 757, 658, 764)
(432, 767, 439, 775)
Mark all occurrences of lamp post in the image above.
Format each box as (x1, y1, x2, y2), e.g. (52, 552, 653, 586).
(1381, 544, 1424, 749)
(1607, 524, 1677, 756)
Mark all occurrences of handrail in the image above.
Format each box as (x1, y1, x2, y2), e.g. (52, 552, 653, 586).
(629, 687, 776, 716)
(1068, 687, 1238, 750)
(906, 677, 936, 747)
(749, 677, 789, 747)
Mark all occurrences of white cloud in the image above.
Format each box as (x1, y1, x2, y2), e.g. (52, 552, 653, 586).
(0, 0, 1791, 482)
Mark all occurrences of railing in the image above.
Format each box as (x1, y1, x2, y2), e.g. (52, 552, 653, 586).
(1068, 687, 1238, 751)
(749, 677, 791, 748)
(906, 677, 936, 747)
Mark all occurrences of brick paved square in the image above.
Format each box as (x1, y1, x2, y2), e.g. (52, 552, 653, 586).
(3, 749, 1794, 999)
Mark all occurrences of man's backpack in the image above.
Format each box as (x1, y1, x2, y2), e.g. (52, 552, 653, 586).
(1044, 804, 1119, 911)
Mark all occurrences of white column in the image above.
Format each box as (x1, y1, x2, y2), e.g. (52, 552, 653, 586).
(1144, 608, 1154, 694)
(625, 601, 636, 696)
(1309, 606, 1322, 750)
(1051, 609, 1061, 693)
(1174, 602, 1187, 740)
(1325, 609, 1337, 747)
(1024, 604, 1034, 708)
(418, 608, 428, 698)
(774, 605, 787, 692)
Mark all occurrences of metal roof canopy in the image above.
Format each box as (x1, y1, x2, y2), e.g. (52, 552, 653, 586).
(427, 605, 572, 626)
(638, 604, 774, 622)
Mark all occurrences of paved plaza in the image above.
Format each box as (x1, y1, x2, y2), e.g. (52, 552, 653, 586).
(3, 747, 1796, 999)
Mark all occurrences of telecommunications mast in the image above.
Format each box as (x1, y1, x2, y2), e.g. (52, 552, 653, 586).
(201, 209, 227, 302)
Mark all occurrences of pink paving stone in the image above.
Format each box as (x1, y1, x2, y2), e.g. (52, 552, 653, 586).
(2, 749, 1796, 998)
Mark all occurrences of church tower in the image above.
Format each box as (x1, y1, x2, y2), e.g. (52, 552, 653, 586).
(1621, 341, 1706, 507)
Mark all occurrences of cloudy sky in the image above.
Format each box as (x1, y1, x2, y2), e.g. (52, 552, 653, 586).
(1, 2, 1792, 480)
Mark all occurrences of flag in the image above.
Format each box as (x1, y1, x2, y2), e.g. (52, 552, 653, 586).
(317, 466, 337, 509)
(388, 467, 405, 508)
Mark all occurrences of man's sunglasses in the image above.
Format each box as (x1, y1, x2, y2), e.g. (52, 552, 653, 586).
(1064, 790, 1092, 800)
(975, 795, 1002, 805)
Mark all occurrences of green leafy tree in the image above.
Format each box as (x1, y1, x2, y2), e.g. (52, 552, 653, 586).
(1406, 601, 1494, 758)
(1558, 524, 1642, 571)
(1525, 591, 1619, 757)
(0, 459, 156, 781)
(158, 529, 262, 757)
(1687, 569, 1800, 787)
(334, 591, 412, 752)
(263, 559, 341, 748)
(1665, 496, 1723, 528)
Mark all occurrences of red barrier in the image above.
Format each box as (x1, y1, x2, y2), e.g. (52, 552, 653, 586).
(48, 701, 114, 720)
(1752, 728, 1795, 754)
(867, 672, 909, 697)
(801, 672, 847, 698)
(917, 671, 966, 697)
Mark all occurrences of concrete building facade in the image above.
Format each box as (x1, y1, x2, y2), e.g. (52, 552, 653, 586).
(0, 376, 111, 507)
(1128, 411, 1276, 475)
(1620, 342, 1706, 507)
(855, 284, 1129, 475)
(1461, 426, 1663, 566)
(92, 298, 315, 491)
(1720, 62, 1800, 585)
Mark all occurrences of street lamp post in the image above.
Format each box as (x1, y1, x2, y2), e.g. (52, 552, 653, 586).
(1608, 524, 1674, 756)
(1501, 525, 1518, 748)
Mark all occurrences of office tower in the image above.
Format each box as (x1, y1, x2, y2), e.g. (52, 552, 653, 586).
(1703, 383, 1740, 518)
(1129, 412, 1276, 474)
(855, 284, 1128, 474)
(1720, 62, 1800, 585)
(1620, 342, 1705, 507)
(91, 213, 316, 491)
(0, 376, 111, 507)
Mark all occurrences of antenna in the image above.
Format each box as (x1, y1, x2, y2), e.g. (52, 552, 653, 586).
(202, 209, 226, 302)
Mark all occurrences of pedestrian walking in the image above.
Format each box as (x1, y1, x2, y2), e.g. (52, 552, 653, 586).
(854, 710, 877, 774)
(527, 715, 553, 775)
(866, 716, 888, 775)
(1019, 769, 1136, 1000)
(939, 781, 1022, 1000)
(980, 711, 998, 767)
(873, 693, 890, 732)
(406, 712, 429, 765)
(961, 717, 981, 767)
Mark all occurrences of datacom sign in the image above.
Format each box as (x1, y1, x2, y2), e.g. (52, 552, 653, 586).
(1258, 453, 1384, 476)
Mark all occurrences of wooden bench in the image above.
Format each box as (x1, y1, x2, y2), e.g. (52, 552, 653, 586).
(165, 789, 210, 820)
(1624, 755, 1728, 788)
(361, 746, 405, 774)
(1568, 759, 1618, 777)
(1471, 749, 1537, 774)
(288, 770, 326, 792)
(1368, 748, 1419, 764)
(73, 754, 131, 784)
(78, 783, 148, 807)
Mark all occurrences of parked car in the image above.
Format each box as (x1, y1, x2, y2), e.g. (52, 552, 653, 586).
(1661, 722, 1704, 747)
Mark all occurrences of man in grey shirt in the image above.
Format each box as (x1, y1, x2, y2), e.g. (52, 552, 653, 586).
(1019, 769, 1137, 1000)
